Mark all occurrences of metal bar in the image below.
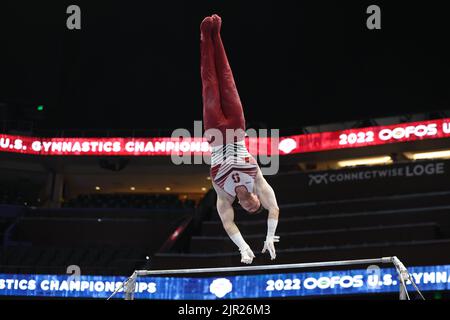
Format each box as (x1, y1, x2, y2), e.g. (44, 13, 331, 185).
(124, 272, 137, 300)
(410, 279, 426, 300)
(136, 257, 393, 276)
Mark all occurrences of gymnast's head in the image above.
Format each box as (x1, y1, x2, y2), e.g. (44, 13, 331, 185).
(235, 185, 263, 214)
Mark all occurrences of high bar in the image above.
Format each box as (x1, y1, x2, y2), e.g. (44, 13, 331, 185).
(135, 256, 394, 276)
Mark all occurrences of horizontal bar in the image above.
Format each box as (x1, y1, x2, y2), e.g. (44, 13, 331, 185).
(136, 257, 393, 276)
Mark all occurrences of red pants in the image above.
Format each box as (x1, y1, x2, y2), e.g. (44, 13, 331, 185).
(201, 17, 246, 146)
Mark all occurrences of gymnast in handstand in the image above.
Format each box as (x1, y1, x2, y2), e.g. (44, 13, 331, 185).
(201, 14, 280, 264)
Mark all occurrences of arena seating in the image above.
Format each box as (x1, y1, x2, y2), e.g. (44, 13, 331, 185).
(0, 189, 38, 207)
(62, 193, 195, 209)
(0, 189, 195, 209)
(0, 194, 195, 276)
(152, 188, 450, 270)
(2, 172, 450, 277)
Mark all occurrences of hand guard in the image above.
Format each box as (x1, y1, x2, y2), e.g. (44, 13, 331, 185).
(240, 246, 256, 264)
(262, 235, 280, 260)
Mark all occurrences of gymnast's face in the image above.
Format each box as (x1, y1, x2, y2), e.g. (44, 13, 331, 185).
(236, 187, 262, 213)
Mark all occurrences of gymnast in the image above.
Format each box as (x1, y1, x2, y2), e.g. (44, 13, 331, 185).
(200, 14, 280, 264)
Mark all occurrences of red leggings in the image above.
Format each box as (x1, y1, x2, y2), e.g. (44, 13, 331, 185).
(201, 17, 245, 146)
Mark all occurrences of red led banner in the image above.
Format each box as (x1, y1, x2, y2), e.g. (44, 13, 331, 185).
(1, 118, 450, 156)
(278, 118, 450, 155)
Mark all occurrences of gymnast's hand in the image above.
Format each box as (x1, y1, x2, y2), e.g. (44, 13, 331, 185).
(240, 246, 255, 264)
(262, 235, 280, 260)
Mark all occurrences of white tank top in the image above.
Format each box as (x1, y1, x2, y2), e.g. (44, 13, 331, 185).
(210, 140, 258, 198)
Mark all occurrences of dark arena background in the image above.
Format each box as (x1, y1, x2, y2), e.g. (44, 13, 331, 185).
(1, 0, 450, 309)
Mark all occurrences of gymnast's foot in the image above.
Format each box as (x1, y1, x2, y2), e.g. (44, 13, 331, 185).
(200, 16, 213, 41)
(211, 14, 222, 34)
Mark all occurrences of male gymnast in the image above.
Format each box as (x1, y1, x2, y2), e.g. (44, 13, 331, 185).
(200, 14, 280, 264)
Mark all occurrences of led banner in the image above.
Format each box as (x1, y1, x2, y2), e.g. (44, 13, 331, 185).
(0, 136, 210, 156)
(278, 117, 450, 155)
(1, 118, 450, 156)
(1, 264, 449, 299)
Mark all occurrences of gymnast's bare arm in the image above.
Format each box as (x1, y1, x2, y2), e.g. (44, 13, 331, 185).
(254, 169, 279, 219)
(214, 184, 240, 237)
(213, 182, 256, 264)
(254, 169, 280, 259)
